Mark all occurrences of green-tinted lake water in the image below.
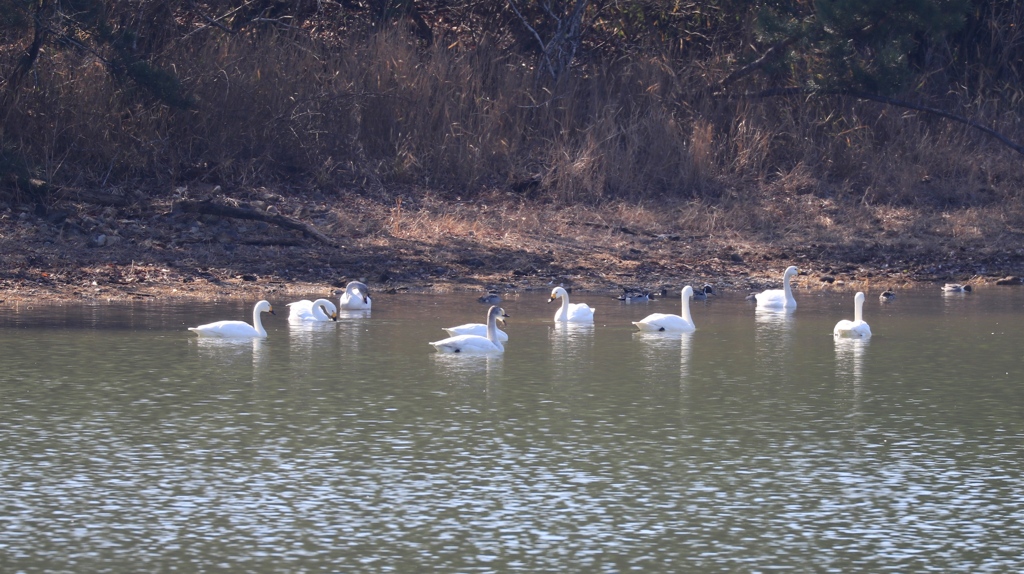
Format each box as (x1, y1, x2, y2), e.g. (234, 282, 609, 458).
(2, 287, 1023, 572)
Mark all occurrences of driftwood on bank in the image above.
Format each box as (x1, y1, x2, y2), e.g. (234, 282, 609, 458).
(56, 187, 131, 207)
(174, 199, 336, 246)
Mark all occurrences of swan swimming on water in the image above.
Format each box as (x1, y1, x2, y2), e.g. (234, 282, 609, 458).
(430, 306, 509, 353)
(339, 281, 372, 310)
(633, 286, 696, 333)
(833, 291, 872, 339)
(754, 266, 799, 309)
(443, 321, 509, 342)
(189, 300, 275, 338)
(549, 287, 595, 322)
(879, 289, 896, 302)
(942, 283, 972, 293)
(286, 298, 338, 322)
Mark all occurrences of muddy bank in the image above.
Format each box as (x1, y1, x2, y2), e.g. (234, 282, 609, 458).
(1, 187, 1022, 304)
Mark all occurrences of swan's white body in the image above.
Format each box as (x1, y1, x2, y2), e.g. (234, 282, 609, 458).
(634, 286, 696, 332)
(286, 298, 337, 322)
(339, 281, 372, 310)
(834, 291, 872, 339)
(548, 287, 595, 322)
(431, 306, 508, 353)
(189, 300, 275, 338)
(443, 323, 509, 342)
(754, 266, 798, 309)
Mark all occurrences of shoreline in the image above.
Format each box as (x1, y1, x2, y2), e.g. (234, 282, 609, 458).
(2, 188, 1022, 305)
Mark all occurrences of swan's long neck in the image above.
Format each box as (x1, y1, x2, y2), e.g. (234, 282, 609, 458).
(487, 314, 498, 342)
(783, 273, 793, 300)
(486, 312, 504, 350)
(556, 293, 568, 320)
(854, 296, 864, 322)
(680, 291, 693, 323)
(253, 305, 267, 337)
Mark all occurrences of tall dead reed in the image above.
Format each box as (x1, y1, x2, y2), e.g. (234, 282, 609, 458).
(3, 23, 1023, 230)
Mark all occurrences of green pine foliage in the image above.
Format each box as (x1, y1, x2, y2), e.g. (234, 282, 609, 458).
(752, 0, 971, 93)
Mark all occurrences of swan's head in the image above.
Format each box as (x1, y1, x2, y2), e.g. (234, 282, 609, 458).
(784, 265, 799, 278)
(347, 281, 370, 303)
(855, 291, 865, 304)
(681, 286, 694, 299)
(313, 298, 338, 319)
(548, 287, 568, 303)
(489, 306, 510, 327)
(256, 300, 275, 315)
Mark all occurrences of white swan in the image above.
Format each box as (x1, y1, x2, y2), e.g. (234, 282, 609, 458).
(633, 286, 696, 332)
(430, 306, 508, 353)
(339, 281, 372, 309)
(754, 265, 798, 309)
(443, 322, 509, 342)
(286, 298, 338, 322)
(548, 287, 595, 322)
(189, 300, 275, 338)
(833, 291, 872, 339)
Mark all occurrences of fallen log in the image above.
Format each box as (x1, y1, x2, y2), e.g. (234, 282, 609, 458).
(174, 199, 336, 246)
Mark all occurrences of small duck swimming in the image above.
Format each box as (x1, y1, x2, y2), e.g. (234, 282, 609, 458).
(478, 292, 502, 304)
(692, 284, 715, 301)
(879, 290, 896, 302)
(942, 283, 972, 293)
(618, 288, 651, 303)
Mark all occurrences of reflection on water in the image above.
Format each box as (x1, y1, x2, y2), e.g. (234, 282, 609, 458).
(431, 352, 504, 387)
(834, 336, 868, 385)
(2, 290, 1024, 572)
(753, 306, 794, 378)
(633, 330, 692, 382)
(547, 322, 595, 378)
(191, 335, 269, 377)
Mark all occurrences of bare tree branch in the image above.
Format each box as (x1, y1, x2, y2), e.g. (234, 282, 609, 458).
(731, 88, 1024, 156)
(718, 33, 804, 90)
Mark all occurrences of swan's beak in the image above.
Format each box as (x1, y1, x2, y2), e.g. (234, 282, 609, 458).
(268, 306, 276, 315)
(330, 313, 338, 321)
(547, 296, 556, 303)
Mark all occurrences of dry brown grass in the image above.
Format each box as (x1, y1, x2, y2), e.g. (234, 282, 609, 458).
(3, 21, 1024, 297)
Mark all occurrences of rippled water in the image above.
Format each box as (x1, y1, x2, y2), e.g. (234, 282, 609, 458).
(2, 287, 1023, 572)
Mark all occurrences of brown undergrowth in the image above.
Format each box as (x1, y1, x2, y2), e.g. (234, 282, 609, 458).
(1, 184, 1022, 304)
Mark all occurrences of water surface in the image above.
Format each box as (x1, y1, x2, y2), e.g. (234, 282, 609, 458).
(2, 287, 1023, 572)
